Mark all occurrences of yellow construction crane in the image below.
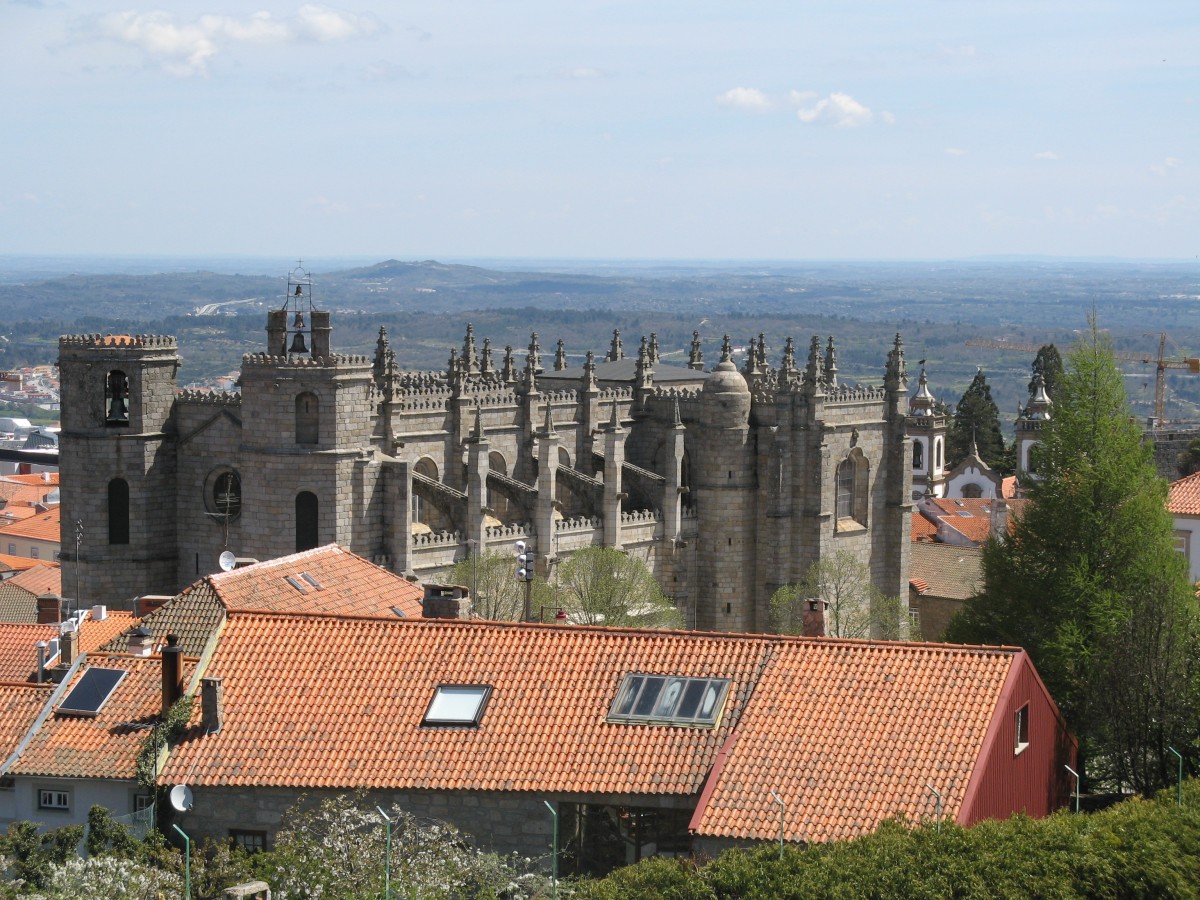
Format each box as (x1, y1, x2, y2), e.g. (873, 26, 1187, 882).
(965, 333, 1200, 427)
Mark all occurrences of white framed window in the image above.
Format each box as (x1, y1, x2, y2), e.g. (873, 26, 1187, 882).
(1014, 704, 1030, 755)
(29, 547, 38, 559)
(38, 788, 70, 811)
(133, 794, 154, 813)
(608, 674, 731, 727)
(422, 684, 492, 727)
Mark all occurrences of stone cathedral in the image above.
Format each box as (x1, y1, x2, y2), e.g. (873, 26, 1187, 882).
(57, 268, 913, 634)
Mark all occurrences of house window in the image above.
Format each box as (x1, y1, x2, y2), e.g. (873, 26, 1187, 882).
(295, 491, 319, 552)
(934, 439, 943, 469)
(108, 478, 130, 545)
(6, 543, 13, 555)
(133, 794, 154, 813)
(230, 830, 268, 853)
(607, 674, 731, 727)
(908, 607, 921, 628)
(912, 441, 924, 471)
(29, 547, 38, 559)
(38, 788, 70, 811)
(1015, 703, 1030, 754)
(422, 685, 492, 727)
(295, 392, 319, 445)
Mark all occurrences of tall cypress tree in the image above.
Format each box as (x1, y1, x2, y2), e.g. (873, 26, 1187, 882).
(1029, 344, 1064, 399)
(947, 321, 1199, 793)
(946, 368, 1008, 472)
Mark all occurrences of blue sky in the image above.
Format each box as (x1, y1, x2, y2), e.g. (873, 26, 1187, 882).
(3, 1, 1196, 260)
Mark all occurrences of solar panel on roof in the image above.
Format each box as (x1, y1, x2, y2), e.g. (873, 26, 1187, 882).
(57, 667, 126, 717)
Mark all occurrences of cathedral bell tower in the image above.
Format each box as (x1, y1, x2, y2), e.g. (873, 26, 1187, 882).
(58, 332, 181, 606)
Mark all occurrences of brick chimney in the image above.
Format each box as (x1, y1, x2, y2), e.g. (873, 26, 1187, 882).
(136, 595, 171, 617)
(421, 583, 473, 619)
(59, 621, 79, 666)
(201, 676, 224, 734)
(802, 598, 829, 638)
(36, 593, 61, 624)
(161, 633, 184, 714)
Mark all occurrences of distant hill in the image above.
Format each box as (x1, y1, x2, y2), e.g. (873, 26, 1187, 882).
(1, 258, 1198, 427)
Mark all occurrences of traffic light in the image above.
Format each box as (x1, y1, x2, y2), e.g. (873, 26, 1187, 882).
(515, 540, 535, 581)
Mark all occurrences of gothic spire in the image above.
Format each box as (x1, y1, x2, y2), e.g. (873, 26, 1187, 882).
(688, 331, 704, 370)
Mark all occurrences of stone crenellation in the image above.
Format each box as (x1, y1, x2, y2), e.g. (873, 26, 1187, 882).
(58, 293, 912, 636)
(59, 333, 177, 349)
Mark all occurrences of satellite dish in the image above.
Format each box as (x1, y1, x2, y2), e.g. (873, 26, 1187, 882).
(169, 784, 194, 812)
(218, 551, 237, 572)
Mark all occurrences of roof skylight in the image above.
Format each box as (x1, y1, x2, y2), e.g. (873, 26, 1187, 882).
(607, 674, 730, 727)
(422, 684, 492, 727)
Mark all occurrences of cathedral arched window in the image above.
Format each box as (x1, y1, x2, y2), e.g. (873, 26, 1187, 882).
(107, 478, 130, 545)
(412, 458, 439, 524)
(962, 483, 983, 499)
(295, 491, 319, 552)
(105, 370, 130, 427)
(295, 392, 319, 445)
(912, 441, 924, 471)
(836, 450, 869, 530)
(934, 438, 943, 470)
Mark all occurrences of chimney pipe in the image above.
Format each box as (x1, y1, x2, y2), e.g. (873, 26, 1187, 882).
(35, 641, 47, 684)
(421, 583, 473, 619)
(128, 626, 154, 657)
(161, 633, 184, 714)
(201, 677, 224, 734)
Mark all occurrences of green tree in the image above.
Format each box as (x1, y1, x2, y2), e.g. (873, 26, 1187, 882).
(1029, 344, 1064, 399)
(946, 320, 1200, 793)
(1177, 437, 1200, 477)
(946, 368, 1009, 472)
(771, 550, 905, 639)
(442, 550, 529, 621)
(555, 546, 683, 628)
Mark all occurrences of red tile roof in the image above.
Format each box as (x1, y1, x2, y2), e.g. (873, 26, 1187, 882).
(0, 555, 41, 574)
(0, 507, 60, 543)
(164, 614, 771, 795)
(0, 474, 60, 488)
(4, 564, 61, 598)
(690, 640, 1017, 842)
(162, 614, 1032, 843)
(79, 611, 139, 654)
(0, 682, 54, 764)
(911, 514, 938, 542)
(11, 653, 192, 780)
(208, 544, 422, 618)
(1169, 471, 1200, 515)
(0, 623, 58, 682)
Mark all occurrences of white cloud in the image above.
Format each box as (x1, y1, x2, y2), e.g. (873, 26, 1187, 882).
(95, 6, 381, 76)
(564, 66, 602, 80)
(795, 92, 874, 127)
(880, 111, 896, 125)
(1034, 151, 1060, 160)
(787, 90, 817, 105)
(944, 147, 967, 156)
(1150, 157, 1182, 176)
(716, 87, 772, 112)
(937, 43, 978, 59)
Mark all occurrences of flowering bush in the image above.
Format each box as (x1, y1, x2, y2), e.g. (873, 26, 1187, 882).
(256, 793, 551, 899)
(34, 855, 182, 900)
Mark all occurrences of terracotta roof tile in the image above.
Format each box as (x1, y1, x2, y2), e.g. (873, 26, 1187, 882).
(0, 555, 41, 574)
(163, 615, 771, 795)
(1169, 471, 1200, 515)
(0, 623, 58, 682)
(911, 514, 938, 542)
(4, 564, 61, 599)
(162, 614, 1026, 845)
(103, 545, 421, 657)
(0, 474, 59, 488)
(11, 653, 192, 780)
(209, 545, 423, 618)
(0, 682, 54, 763)
(691, 640, 1016, 842)
(79, 611, 139, 653)
(0, 507, 59, 543)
